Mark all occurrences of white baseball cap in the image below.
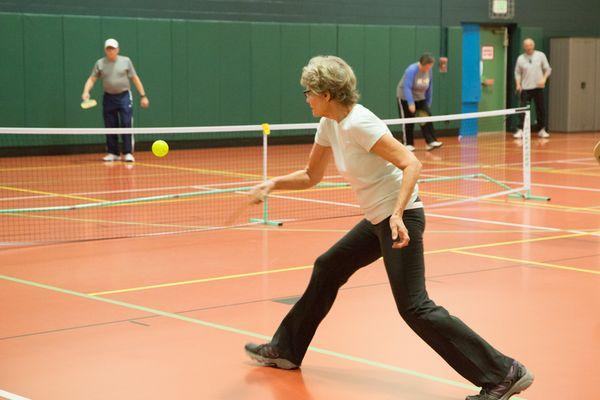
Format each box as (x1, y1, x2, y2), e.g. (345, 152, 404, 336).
(104, 38, 119, 49)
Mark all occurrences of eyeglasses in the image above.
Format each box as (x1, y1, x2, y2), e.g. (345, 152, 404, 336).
(303, 89, 323, 98)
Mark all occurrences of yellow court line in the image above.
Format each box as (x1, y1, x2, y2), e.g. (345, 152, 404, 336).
(532, 169, 600, 177)
(3, 171, 204, 187)
(134, 161, 262, 179)
(2, 212, 222, 230)
(554, 165, 600, 173)
(452, 250, 600, 275)
(106, 182, 347, 209)
(0, 163, 99, 172)
(89, 264, 315, 296)
(88, 229, 599, 296)
(424, 229, 600, 254)
(0, 185, 106, 203)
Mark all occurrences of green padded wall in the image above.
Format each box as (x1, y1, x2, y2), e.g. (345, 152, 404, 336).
(389, 26, 417, 119)
(251, 22, 282, 124)
(63, 15, 102, 132)
(364, 26, 390, 118)
(171, 20, 190, 127)
(220, 22, 252, 125)
(0, 13, 25, 127)
(23, 14, 65, 128)
(1, 12, 502, 149)
(280, 24, 311, 124)
(138, 18, 172, 127)
(187, 21, 220, 126)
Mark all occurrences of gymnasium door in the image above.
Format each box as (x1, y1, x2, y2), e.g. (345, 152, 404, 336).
(479, 26, 508, 131)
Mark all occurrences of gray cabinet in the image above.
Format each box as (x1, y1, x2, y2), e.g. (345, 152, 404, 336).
(549, 37, 599, 132)
(596, 39, 600, 130)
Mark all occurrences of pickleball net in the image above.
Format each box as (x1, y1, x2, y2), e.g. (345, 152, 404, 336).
(0, 107, 544, 246)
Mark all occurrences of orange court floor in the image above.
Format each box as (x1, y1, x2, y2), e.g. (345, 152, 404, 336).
(1, 132, 599, 400)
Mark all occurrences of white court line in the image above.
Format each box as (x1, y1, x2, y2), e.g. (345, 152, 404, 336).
(263, 194, 599, 236)
(269, 194, 360, 208)
(420, 157, 594, 174)
(425, 212, 599, 237)
(418, 173, 600, 193)
(0, 389, 31, 400)
(249, 191, 599, 236)
(424, 188, 525, 210)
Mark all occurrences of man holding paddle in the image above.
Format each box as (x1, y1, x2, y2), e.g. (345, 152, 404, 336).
(396, 53, 443, 151)
(81, 38, 149, 162)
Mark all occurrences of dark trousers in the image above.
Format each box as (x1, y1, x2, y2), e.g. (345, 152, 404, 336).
(518, 88, 546, 131)
(271, 208, 513, 388)
(103, 91, 134, 155)
(398, 99, 438, 145)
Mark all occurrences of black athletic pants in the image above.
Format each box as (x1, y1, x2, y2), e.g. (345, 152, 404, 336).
(271, 208, 513, 388)
(397, 99, 438, 145)
(518, 88, 546, 131)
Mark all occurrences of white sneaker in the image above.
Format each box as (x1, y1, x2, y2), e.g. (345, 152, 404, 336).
(123, 153, 135, 162)
(513, 129, 523, 139)
(426, 141, 443, 151)
(537, 128, 550, 138)
(405, 144, 415, 152)
(102, 153, 120, 162)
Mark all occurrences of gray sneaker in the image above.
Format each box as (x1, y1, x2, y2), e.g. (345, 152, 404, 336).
(244, 343, 299, 370)
(466, 361, 534, 400)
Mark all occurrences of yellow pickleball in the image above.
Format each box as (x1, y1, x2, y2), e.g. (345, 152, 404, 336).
(261, 123, 270, 135)
(152, 140, 169, 157)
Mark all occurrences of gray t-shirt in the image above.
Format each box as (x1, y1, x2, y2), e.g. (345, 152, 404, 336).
(514, 50, 552, 90)
(315, 104, 422, 224)
(91, 55, 137, 94)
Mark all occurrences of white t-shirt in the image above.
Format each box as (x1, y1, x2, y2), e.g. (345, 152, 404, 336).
(315, 104, 422, 224)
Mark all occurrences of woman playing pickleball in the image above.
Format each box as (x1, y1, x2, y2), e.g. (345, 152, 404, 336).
(245, 55, 533, 400)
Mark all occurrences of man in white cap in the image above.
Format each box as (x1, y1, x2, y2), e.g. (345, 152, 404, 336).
(514, 38, 551, 139)
(81, 38, 149, 162)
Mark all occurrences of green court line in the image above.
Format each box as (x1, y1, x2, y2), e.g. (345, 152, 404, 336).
(0, 181, 350, 215)
(0, 273, 527, 398)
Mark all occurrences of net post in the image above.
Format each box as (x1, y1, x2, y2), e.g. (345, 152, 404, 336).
(508, 109, 550, 201)
(249, 123, 282, 226)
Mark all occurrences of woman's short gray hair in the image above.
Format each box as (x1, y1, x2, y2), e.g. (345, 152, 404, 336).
(300, 55, 360, 106)
(419, 53, 435, 66)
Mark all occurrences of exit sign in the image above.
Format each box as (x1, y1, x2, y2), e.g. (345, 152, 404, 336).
(489, 0, 514, 19)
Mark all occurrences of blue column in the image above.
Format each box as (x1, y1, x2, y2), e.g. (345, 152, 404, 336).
(460, 23, 480, 136)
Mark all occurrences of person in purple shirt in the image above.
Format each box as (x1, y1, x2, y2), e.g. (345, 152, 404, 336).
(396, 54, 442, 151)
